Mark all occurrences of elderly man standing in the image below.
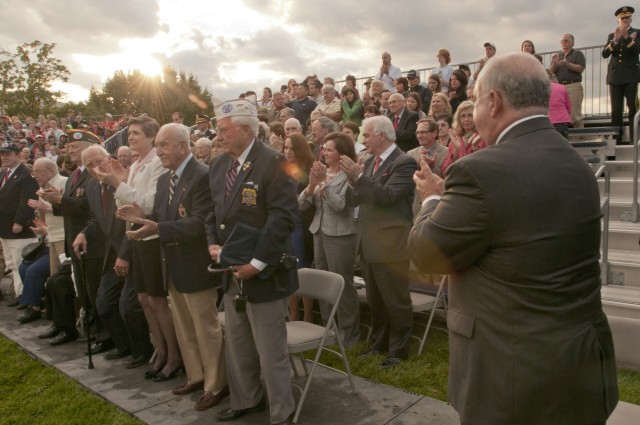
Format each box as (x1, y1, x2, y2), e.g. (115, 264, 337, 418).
(409, 53, 618, 425)
(117, 123, 228, 411)
(117, 146, 133, 169)
(603, 6, 640, 143)
(340, 115, 418, 369)
(0, 141, 38, 307)
(41, 130, 109, 353)
(387, 93, 419, 152)
(195, 114, 215, 140)
(375, 52, 402, 93)
(550, 34, 586, 128)
(206, 97, 298, 425)
(313, 85, 342, 124)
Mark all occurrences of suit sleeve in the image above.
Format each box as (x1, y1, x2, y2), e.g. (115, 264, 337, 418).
(15, 175, 39, 227)
(158, 171, 212, 245)
(395, 113, 418, 151)
(114, 157, 166, 214)
(602, 33, 614, 58)
(409, 159, 490, 274)
(349, 155, 418, 208)
(253, 155, 298, 265)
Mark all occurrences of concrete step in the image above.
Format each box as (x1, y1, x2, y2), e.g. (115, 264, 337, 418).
(606, 250, 640, 288)
(611, 145, 636, 161)
(605, 198, 637, 221)
(602, 285, 640, 320)
(604, 161, 636, 178)
(598, 178, 640, 198)
(603, 220, 640, 251)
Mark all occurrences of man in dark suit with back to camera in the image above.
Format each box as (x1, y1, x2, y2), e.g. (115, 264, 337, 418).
(409, 52, 618, 425)
(205, 96, 298, 425)
(0, 141, 38, 307)
(340, 115, 418, 369)
(386, 93, 419, 152)
(117, 123, 228, 411)
(603, 6, 640, 143)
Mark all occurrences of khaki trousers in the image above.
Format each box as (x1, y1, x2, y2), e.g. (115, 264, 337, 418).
(565, 82, 584, 128)
(0, 237, 38, 296)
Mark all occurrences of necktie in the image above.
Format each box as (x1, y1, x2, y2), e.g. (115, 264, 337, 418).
(72, 169, 81, 186)
(101, 183, 112, 220)
(168, 172, 178, 205)
(393, 115, 400, 130)
(1, 172, 8, 189)
(225, 160, 240, 198)
(372, 156, 382, 175)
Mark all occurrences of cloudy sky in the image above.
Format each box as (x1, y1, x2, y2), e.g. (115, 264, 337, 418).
(0, 0, 619, 105)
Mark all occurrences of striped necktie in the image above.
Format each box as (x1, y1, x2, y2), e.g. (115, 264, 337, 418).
(225, 160, 240, 198)
(168, 172, 178, 204)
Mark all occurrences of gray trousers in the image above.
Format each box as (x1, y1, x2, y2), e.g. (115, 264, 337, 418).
(314, 231, 361, 348)
(224, 286, 295, 424)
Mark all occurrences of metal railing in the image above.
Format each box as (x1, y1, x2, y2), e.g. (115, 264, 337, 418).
(336, 44, 611, 117)
(596, 165, 611, 285)
(632, 111, 640, 222)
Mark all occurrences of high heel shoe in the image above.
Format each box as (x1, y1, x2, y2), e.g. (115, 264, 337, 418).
(144, 362, 166, 380)
(152, 364, 184, 382)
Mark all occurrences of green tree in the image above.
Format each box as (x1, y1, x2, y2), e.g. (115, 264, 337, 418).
(0, 41, 70, 116)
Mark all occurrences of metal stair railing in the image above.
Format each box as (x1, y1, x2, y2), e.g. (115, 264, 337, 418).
(596, 164, 610, 285)
(632, 111, 640, 222)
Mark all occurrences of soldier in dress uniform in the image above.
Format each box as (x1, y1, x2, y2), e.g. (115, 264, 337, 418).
(195, 114, 216, 140)
(603, 6, 640, 143)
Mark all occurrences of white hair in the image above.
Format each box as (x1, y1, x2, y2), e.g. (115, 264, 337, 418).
(33, 157, 58, 172)
(81, 145, 110, 166)
(230, 115, 260, 137)
(284, 118, 302, 130)
(364, 115, 396, 142)
(195, 137, 212, 148)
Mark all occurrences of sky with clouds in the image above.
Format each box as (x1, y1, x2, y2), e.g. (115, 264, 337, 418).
(0, 0, 620, 105)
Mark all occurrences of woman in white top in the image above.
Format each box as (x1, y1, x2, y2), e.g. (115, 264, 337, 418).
(98, 116, 182, 381)
(430, 48, 454, 93)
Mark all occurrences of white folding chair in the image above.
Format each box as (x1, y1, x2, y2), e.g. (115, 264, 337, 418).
(286, 268, 357, 423)
(411, 275, 448, 355)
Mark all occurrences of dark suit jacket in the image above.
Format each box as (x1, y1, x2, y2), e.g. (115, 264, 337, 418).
(409, 117, 618, 424)
(603, 28, 640, 85)
(346, 146, 418, 263)
(52, 168, 106, 261)
(205, 141, 299, 303)
(151, 157, 219, 294)
(386, 109, 419, 152)
(0, 163, 38, 239)
(82, 178, 130, 273)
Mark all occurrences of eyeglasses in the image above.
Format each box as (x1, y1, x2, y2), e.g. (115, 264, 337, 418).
(620, 16, 631, 20)
(216, 125, 238, 135)
(560, 39, 571, 43)
(415, 130, 437, 135)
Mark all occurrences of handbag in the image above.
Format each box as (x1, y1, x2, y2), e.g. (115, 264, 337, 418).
(22, 237, 46, 261)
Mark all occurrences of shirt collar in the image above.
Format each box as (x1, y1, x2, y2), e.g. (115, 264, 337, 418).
(495, 115, 546, 145)
(235, 140, 255, 167)
(378, 143, 397, 162)
(173, 153, 193, 179)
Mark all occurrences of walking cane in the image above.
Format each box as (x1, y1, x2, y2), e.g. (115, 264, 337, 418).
(78, 250, 94, 369)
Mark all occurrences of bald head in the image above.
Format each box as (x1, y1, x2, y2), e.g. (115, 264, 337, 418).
(32, 157, 59, 186)
(156, 123, 191, 171)
(388, 93, 406, 114)
(473, 53, 551, 145)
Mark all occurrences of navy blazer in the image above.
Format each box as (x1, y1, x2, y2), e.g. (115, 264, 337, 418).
(205, 141, 299, 303)
(386, 109, 419, 152)
(0, 163, 38, 239)
(153, 157, 219, 293)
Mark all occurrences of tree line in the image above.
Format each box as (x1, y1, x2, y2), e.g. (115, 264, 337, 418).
(0, 40, 214, 126)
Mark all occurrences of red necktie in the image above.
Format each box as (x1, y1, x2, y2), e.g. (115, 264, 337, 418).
(72, 169, 81, 186)
(1, 172, 8, 188)
(393, 115, 399, 129)
(373, 156, 382, 175)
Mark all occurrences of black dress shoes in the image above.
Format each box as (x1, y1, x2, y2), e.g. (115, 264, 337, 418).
(17, 303, 28, 310)
(50, 329, 79, 346)
(152, 364, 184, 382)
(215, 397, 267, 422)
(125, 351, 153, 369)
(105, 347, 131, 360)
(38, 326, 60, 339)
(18, 308, 41, 324)
(7, 298, 21, 307)
(85, 340, 114, 355)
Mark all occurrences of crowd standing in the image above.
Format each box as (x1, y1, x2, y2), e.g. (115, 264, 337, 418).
(1, 8, 636, 423)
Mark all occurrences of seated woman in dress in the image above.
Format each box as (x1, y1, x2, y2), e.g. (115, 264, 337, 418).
(441, 100, 487, 175)
(448, 70, 469, 114)
(406, 92, 427, 120)
(298, 132, 361, 348)
(428, 92, 452, 120)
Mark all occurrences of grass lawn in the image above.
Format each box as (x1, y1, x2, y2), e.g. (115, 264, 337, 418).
(1, 320, 638, 424)
(0, 335, 142, 425)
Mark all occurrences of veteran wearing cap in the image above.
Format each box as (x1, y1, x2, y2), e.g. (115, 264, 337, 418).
(0, 141, 39, 306)
(195, 113, 215, 140)
(205, 96, 298, 424)
(472, 42, 497, 81)
(116, 122, 228, 411)
(603, 6, 640, 143)
(41, 130, 111, 348)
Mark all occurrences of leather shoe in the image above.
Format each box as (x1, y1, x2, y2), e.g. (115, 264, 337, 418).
(18, 308, 41, 324)
(358, 350, 381, 359)
(125, 351, 153, 369)
(85, 340, 114, 355)
(50, 329, 79, 346)
(194, 386, 229, 411)
(215, 397, 266, 421)
(152, 364, 183, 382)
(38, 326, 60, 339)
(172, 381, 204, 395)
(7, 298, 20, 307)
(379, 356, 402, 369)
(105, 347, 131, 360)
(17, 303, 28, 310)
